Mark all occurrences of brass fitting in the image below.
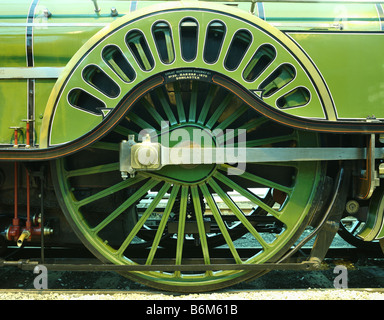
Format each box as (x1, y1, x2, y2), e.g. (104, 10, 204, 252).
(17, 230, 31, 247)
(43, 227, 54, 236)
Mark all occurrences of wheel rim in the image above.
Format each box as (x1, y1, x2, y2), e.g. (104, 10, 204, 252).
(339, 217, 380, 250)
(52, 76, 324, 292)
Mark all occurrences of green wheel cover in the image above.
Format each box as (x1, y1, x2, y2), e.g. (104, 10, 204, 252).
(41, 2, 333, 147)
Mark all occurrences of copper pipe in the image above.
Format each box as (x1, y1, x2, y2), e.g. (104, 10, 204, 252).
(13, 162, 18, 225)
(9, 127, 20, 148)
(22, 119, 34, 148)
(9, 162, 20, 242)
(17, 230, 30, 247)
(25, 121, 30, 148)
(26, 167, 31, 230)
(14, 129, 18, 147)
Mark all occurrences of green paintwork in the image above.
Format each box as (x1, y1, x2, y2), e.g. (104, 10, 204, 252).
(263, 2, 382, 31)
(0, 0, 383, 147)
(289, 33, 384, 120)
(0, 1, 31, 145)
(0, 1, 30, 67)
(0, 80, 28, 145)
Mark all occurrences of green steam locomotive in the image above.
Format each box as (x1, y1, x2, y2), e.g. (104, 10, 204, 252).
(0, 0, 384, 292)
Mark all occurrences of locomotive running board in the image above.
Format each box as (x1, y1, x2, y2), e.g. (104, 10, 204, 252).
(0, 258, 317, 272)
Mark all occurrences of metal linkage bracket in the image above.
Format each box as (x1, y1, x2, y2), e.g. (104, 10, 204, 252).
(356, 133, 380, 200)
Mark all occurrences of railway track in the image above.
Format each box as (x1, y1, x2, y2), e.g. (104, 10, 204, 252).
(1, 244, 384, 294)
(0, 288, 384, 301)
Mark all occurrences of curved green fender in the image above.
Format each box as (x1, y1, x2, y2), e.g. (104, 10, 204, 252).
(358, 186, 384, 241)
(40, 1, 334, 148)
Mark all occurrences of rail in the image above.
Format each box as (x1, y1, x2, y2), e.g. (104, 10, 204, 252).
(0, 258, 317, 272)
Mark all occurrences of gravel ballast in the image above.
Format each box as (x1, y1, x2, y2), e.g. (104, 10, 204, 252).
(0, 289, 383, 300)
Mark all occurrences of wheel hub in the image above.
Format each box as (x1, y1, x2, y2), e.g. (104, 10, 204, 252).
(121, 123, 218, 184)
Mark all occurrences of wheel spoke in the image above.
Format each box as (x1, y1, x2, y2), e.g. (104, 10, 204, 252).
(164, 29, 175, 62)
(200, 183, 242, 263)
(66, 162, 119, 178)
(174, 82, 187, 124)
(205, 94, 232, 129)
(146, 184, 180, 265)
(223, 117, 269, 144)
(156, 88, 178, 126)
(214, 171, 281, 220)
(175, 185, 188, 277)
(191, 185, 212, 275)
(219, 164, 293, 195)
(91, 178, 160, 235)
(91, 141, 120, 151)
(208, 178, 271, 250)
(188, 81, 198, 122)
(141, 97, 166, 127)
(113, 125, 138, 137)
(116, 182, 171, 256)
(239, 117, 269, 131)
(126, 113, 155, 131)
(132, 40, 152, 70)
(197, 85, 217, 125)
(74, 176, 146, 209)
(214, 104, 248, 131)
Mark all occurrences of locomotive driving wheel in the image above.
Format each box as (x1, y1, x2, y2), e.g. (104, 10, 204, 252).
(52, 76, 325, 292)
(46, 3, 332, 292)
